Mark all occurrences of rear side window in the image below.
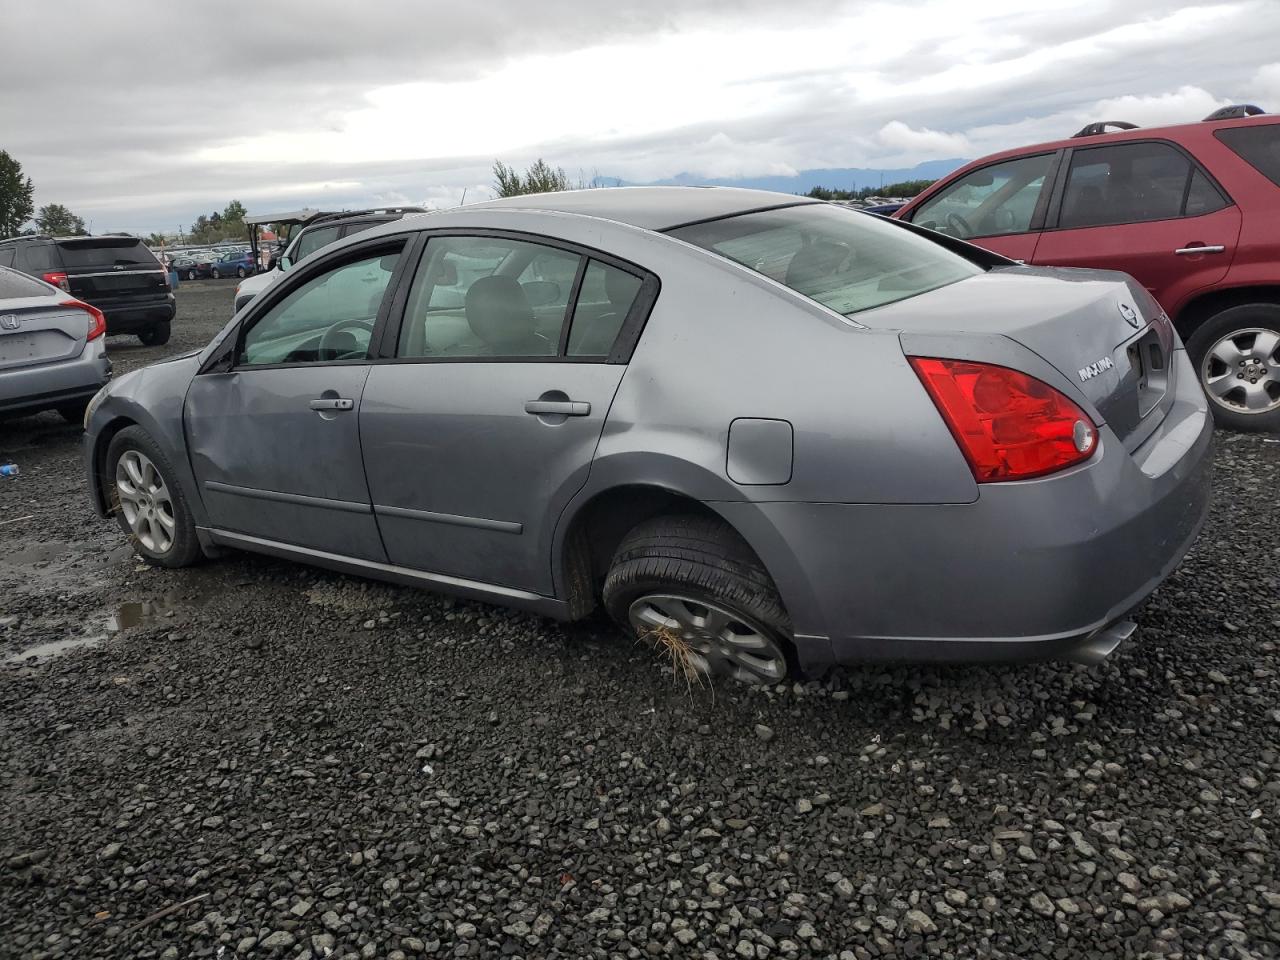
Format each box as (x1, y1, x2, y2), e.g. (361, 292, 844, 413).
(0, 247, 13, 267)
(0, 267, 53, 298)
(291, 225, 341, 263)
(17, 244, 57, 272)
(568, 261, 643, 356)
(670, 203, 981, 316)
(55, 239, 158, 268)
(909, 154, 1054, 238)
(397, 236, 582, 359)
(1058, 141, 1226, 228)
(1215, 124, 1280, 187)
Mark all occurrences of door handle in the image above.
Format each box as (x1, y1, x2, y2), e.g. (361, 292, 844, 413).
(524, 399, 590, 416)
(309, 397, 354, 411)
(1174, 244, 1225, 255)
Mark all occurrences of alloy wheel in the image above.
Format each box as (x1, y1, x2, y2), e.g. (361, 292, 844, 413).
(1201, 327, 1280, 415)
(115, 449, 176, 554)
(627, 593, 788, 684)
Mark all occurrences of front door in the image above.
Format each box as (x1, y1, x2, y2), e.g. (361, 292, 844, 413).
(902, 151, 1059, 263)
(185, 240, 410, 560)
(360, 234, 649, 595)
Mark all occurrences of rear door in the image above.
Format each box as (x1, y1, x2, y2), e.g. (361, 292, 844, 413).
(52, 238, 169, 306)
(901, 152, 1059, 262)
(359, 232, 654, 595)
(1032, 140, 1241, 313)
(185, 236, 413, 560)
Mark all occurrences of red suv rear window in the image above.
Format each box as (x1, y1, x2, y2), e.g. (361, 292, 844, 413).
(1215, 124, 1280, 187)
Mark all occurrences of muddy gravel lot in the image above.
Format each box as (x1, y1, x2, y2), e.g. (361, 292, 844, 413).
(1, 280, 1278, 959)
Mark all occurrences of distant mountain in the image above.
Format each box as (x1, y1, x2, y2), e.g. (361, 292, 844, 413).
(616, 159, 968, 194)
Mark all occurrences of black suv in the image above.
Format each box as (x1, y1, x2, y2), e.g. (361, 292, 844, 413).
(235, 207, 426, 314)
(0, 235, 175, 345)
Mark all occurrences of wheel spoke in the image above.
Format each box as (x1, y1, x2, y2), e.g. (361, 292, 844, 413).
(1209, 338, 1246, 366)
(1204, 373, 1240, 398)
(124, 454, 145, 489)
(633, 604, 678, 632)
(1242, 380, 1275, 410)
(627, 593, 788, 686)
(1252, 330, 1280, 362)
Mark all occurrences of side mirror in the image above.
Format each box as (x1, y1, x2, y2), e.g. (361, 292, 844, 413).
(522, 280, 561, 307)
(278, 255, 291, 271)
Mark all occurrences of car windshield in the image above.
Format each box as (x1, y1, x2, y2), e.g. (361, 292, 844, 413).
(669, 203, 982, 316)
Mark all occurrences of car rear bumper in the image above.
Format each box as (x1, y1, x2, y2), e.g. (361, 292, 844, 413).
(0, 340, 111, 416)
(100, 297, 175, 334)
(718, 348, 1215, 672)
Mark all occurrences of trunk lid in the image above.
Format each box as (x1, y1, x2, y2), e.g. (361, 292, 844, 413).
(0, 296, 90, 372)
(875, 265, 1176, 449)
(55, 237, 168, 303)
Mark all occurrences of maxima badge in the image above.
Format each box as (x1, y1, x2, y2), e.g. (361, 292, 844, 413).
(1079, 356, 1115, 382)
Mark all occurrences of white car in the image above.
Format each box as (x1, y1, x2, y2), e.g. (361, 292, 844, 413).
(234, 207, 426, 314)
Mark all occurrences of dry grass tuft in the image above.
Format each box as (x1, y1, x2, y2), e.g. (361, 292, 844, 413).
(638, 623, 709, 694)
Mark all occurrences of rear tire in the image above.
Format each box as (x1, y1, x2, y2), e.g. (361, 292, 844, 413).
(105, 426, 202, 568)
(186, 269, 196, 281)
(603, 514, 794, 685)
(236, 267, 247, 278)
(1186, 303, 1280, 432)
(211, 268, 222, 280)
(138, 321, 171, 346)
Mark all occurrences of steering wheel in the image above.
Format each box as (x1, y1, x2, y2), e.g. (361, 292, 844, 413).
(318, 318, 374, 361)
(945, 212, 974, 238)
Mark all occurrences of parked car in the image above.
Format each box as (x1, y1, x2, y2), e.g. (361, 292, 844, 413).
(233, 207, 426, 314)
(83, 187, 1212, 683)
(0, 234, 176, 345)
(211, 250, 255, 280)
(0, 266, 111, 422)
(895, 104, 1280, 431)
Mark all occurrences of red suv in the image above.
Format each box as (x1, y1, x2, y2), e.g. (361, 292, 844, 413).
(895, 105, 1280, 431)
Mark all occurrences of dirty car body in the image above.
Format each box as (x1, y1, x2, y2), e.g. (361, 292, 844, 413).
(83, 187, 1213, 678)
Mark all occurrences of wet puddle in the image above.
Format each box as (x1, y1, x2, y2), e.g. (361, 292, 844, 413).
(4, 593, 209, 665)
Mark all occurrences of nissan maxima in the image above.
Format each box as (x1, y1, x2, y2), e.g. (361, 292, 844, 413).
(82, 187, 1213, 683)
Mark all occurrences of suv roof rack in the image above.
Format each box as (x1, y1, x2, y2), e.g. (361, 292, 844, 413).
(1203, 104, 1265, 121)
(1071, 120, 1139, 138)
(0, 234, 52, 244)
(310, 206, 428, 225)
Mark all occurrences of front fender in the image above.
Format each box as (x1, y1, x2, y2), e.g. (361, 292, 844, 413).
(84, 354, 205, 524)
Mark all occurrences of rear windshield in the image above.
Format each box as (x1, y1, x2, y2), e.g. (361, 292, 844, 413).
(1215, 123, 1280, 187)
(0, 267, 54, 299)
(668, 203, 981, 316)
(55, 239, 159, 269)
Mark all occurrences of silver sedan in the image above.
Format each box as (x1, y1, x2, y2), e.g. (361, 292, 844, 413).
(82, 187, 1213, 683)
(0, 266, 111, 423)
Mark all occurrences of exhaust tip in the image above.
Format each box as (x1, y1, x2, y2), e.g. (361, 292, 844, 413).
(1067, 619, 1137, 665)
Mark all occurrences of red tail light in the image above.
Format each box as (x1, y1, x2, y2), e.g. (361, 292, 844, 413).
(61, 298, 107, 341)
(42, 271, 70, 292)
(909, 357, 1098, 482)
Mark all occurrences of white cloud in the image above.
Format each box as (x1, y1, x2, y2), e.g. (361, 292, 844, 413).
(1252, 63, 1280, 107)
(875, 121, 971, 157)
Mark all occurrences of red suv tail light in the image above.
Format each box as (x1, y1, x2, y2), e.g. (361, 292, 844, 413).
(909, 357, 1098, 482)
(42, 271, 70, 292)
(61, 298, 107, 341)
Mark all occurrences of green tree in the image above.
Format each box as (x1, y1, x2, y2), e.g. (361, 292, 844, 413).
(492, 158, 571, 197)
(35, 203, 87, 236)
(804, 178, 936, 202)
(0, 150, 35, 238)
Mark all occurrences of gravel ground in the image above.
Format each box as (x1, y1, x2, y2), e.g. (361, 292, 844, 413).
(1, 280, 1278, 959)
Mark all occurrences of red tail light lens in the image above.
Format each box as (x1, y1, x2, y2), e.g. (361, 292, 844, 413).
(909, 357, 1098, 482)
(61, 299, 107, 341)
(42, 271, 70, 292)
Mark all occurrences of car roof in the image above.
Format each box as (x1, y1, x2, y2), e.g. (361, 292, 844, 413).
(468, 186, 819, 231)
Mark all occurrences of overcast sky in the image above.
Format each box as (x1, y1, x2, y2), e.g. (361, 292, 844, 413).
(4, 0, 1278, 235)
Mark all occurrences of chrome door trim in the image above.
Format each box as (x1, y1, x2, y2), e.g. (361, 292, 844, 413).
(374, 503, 523, 534)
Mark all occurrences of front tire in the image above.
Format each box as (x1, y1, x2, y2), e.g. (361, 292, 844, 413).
(186, 269, 197, 281)
(138, 321, 171, 346)
(105, 426, 202, 567)
(236, 267, 247, 278)
(211, 268, 222, 280)
(1186, 303, 1280, 432)
(603, 514, 793, 685)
